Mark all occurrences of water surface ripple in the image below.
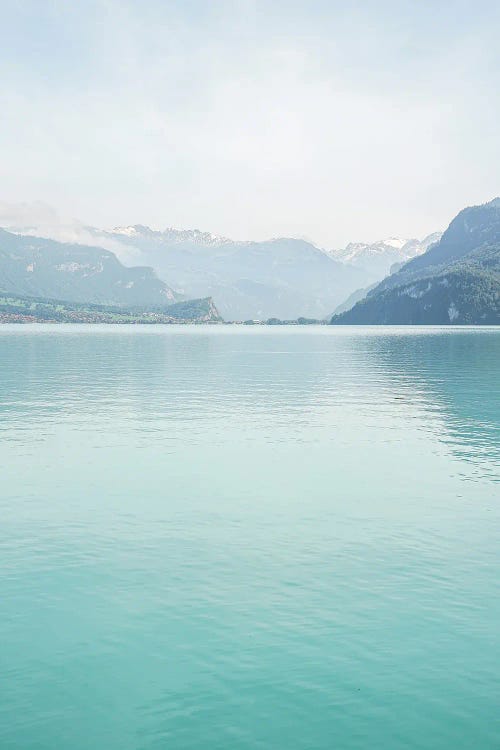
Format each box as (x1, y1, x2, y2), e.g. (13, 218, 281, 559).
(1, 325, 499, 749)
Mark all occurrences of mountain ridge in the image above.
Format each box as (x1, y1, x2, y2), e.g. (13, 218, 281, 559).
(89, 225, 369, 320)
(0, 228, 179, 308)
(329, 232, 442, 281)
(331, 199, 500, 325)
(1, 214, 453, 321)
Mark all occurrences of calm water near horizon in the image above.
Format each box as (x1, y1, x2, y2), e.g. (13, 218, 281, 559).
(1, 325, 499, 749)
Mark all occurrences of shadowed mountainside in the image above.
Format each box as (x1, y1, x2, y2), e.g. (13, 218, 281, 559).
(332, 199, 500, 325)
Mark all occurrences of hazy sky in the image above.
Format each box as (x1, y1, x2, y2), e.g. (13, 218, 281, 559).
(1, 0, 499, 247)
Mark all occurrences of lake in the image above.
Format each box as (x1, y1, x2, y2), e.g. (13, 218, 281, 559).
(1, 325, 499, 749)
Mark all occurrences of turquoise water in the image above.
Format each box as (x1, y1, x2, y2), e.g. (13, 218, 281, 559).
(1, 325, 499, 749)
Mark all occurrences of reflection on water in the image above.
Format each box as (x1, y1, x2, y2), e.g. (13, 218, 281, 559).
(359, 330, 500, 469)
(0, 325, 499, 750)
(1, 325, 498, 465)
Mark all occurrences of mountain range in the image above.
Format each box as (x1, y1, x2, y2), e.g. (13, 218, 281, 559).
(87, 225, 442, 320)
(0, 228, 223, 322)
(1, 200, 498, 324)
(332, 198, 500, 325)
(88, 226, 370, 320)
(4, 212, 440, 320)
(329, 233, 442, 280)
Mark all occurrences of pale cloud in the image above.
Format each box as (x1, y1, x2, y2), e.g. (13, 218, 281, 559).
(0, 200, 60, 229)
(0, 0, 498, 247)
(0, 200, 140, 264)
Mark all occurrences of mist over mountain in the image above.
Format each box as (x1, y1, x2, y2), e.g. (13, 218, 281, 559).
(1, 208, 455, 322)
(0, 229, 178, 308)
(89, 225, 369, 320)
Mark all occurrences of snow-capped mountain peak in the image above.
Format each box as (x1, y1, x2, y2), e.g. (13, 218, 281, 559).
(112, 225, 144, 237)
(330, 232, 442, 278)
(111, 225, 232, 247)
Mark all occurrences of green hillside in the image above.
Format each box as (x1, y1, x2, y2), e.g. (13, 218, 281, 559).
(0, 293, 222, 324)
